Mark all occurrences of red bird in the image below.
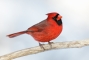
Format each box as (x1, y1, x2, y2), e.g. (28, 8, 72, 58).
(7, 12, 63, 49)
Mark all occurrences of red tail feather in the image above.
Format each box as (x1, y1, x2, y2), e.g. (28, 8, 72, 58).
(7, 31, 27, 38)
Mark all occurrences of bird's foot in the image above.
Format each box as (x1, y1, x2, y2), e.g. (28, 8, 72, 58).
(39, 43, 45, 50)
(48, 42, 53, 48)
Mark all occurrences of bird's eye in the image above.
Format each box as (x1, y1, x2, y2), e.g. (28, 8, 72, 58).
(52, 17, 56, 20)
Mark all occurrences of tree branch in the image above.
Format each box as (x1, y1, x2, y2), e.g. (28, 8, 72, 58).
(0, 39, 89, 60)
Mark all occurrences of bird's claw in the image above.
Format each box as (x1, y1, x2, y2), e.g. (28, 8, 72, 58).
(39, 43, 45, 50)
(48, 42, 53, 48)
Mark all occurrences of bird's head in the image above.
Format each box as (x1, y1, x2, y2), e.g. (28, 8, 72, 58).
(46, 12, 62, 21)
(46, 12, 62, 25)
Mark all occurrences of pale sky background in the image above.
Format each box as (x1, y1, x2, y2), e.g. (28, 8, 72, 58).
(0, 0, 89, 60)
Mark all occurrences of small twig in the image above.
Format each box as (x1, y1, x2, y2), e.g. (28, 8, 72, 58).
(0, 39, 89, 60)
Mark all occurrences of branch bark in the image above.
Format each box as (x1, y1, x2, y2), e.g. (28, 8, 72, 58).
(0, 39, 89, 60)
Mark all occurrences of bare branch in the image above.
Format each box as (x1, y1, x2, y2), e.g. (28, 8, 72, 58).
(0, 39, 89, 60)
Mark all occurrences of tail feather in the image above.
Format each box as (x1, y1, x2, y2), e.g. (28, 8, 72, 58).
(7, 31, 27, 38)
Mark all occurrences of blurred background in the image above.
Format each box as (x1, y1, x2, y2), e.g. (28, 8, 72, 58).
(0, 0, 89, 60)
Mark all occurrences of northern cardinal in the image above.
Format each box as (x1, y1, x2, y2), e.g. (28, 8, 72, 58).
(7, 12, 63, 49)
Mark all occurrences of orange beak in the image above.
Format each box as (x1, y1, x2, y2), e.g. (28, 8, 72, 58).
(57, 15, 62, 20)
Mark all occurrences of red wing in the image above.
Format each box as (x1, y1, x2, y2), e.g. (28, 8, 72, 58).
(27, 20, 49, 32)
(27, 26, 40, 32)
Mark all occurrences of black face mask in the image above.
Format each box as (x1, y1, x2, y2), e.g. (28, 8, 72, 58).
(52, 14, 62, 25)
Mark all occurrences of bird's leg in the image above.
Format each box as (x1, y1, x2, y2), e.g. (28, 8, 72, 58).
(39, 43, 45, 50)
(48, 41, 53, 48)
